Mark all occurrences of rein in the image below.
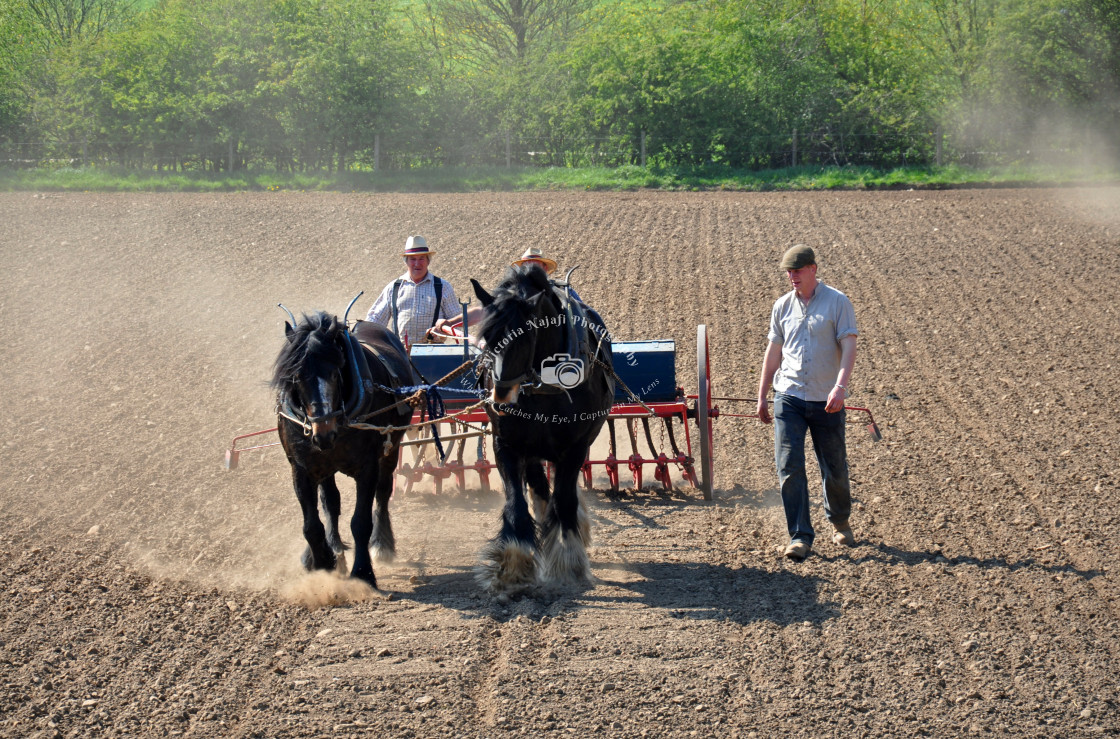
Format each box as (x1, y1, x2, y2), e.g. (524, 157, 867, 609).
(277, 370, 345, 437)
(353, 357, 484, 423)
(276, 404, 326, 436)
(591, 355, 656, 416)
(348, 359, 491, 459)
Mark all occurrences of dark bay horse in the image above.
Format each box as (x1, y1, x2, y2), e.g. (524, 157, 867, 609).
(471, 265, 615, 591)
(270, 311, 414, 589)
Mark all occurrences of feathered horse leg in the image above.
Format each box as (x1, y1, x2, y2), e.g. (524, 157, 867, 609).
(370, 431, 403, 564)
(537, 448, 592, 585)
(477, 445, 537, 593)
(319, 476, 350, 557)
(525, 459, 551, 524)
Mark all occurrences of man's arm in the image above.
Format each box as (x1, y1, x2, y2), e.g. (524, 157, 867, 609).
(757, 340, 783, 424)
(825, 335, 857, 413)
(365, 282, 395, 325)
(439, 304, 483, 333)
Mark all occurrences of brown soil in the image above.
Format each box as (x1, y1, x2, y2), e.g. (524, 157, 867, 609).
(2, 188, 1119, 738)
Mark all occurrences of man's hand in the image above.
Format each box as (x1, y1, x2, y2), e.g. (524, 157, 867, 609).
(428, 319, 450, 344)
(826, 385, 846, 413)
(757, 397, 772, 424)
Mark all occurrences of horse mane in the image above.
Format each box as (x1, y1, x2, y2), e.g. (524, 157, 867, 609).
(476, 264, 556, 344)
(270, 311, 346, 391)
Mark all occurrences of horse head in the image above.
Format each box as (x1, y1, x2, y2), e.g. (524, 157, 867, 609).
(271, 311, 348, 450)
(472, 265, 564, 406)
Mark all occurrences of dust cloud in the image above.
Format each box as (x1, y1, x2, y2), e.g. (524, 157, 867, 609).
(0, 193, 432, 596)
(280, 570, 382, 609)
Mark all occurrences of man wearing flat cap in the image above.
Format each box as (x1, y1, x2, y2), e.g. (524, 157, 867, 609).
(756, 245, 858, 562)
(365, 236, 460, 346)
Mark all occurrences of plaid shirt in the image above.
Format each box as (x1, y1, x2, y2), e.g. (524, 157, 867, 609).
(366, 272, 459, 346)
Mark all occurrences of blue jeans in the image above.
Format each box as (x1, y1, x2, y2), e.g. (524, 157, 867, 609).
(773, 392, 851, 545)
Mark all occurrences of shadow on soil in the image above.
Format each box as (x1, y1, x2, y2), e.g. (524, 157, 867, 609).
(399, 561, 838, 628)
(591, 561, 839, 627)
(854, 542, 1104, 581)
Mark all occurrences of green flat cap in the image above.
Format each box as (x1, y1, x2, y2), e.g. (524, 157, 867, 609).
(780, 244, 816, 270)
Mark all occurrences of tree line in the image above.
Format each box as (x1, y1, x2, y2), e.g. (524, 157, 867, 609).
(2, 0, 1117, 171)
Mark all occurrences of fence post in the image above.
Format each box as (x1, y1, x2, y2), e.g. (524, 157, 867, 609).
(792, 129, 798, 167)
(641, 130, 647, 167)
(227, 139, 234, 173)
(935, 124, 943, 167)
(82, 138, 88, 168)
(374, 134, 380, 172)
(506, 132, 511, 168)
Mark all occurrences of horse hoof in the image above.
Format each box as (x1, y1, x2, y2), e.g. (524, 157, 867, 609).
(475, 540, 536, 593)
(350, 569, 378, 590)
(301, 546, 337, 573)
(538, 526, 590, 585)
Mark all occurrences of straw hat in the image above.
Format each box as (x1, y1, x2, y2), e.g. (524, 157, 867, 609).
(402, 235, 434, 257)
(512, 246, 557, 274)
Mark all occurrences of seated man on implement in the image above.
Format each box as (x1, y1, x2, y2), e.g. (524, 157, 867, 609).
(361, 236, 460, 348)
(454, 247, 584, 338)
(512, 246, 583, 303)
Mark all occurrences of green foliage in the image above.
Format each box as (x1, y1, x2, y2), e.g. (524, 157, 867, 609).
(19, 0, 140, 47)
(0, 0, 47, 142)
(3, 0, 1117, 173)
(3, 160, 1113, 192)
(986, 0, 1113, 109)
(24, 0, 414, 169)
(553, 0, 944, 167)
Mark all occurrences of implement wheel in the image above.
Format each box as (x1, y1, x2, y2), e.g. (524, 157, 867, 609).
(696, 324, 714, 501)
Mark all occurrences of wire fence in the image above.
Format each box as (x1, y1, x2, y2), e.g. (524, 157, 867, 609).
(0, 127, 1110, 172)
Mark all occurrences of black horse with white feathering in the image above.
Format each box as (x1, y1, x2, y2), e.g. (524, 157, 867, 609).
(471, 264, 615, 591)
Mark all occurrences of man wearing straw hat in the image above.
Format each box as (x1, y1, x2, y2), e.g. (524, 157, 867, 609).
(456, 247, 585, 332)
(756, 244, 858, 562)
(512, 246, 583, 303)
(365, 236, 460, 346)
(512, 246, 558, 274)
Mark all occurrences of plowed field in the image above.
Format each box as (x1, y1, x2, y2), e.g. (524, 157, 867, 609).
(2, 188, 1119, 738)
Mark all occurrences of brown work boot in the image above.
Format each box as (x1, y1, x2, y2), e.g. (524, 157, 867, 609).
(783, 540, 811, 562)
(832, 523, 856, 547)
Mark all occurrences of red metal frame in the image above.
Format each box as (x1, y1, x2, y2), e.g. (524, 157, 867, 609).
(396, 389, 709, 496)
(226, 396, 878, 492)
(579, 397, 699, 493)
(397, 403, 491, 495)
(705, 396, 882, 441)
(223, 397, 709, 494)
(224, 427, 280, 470)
